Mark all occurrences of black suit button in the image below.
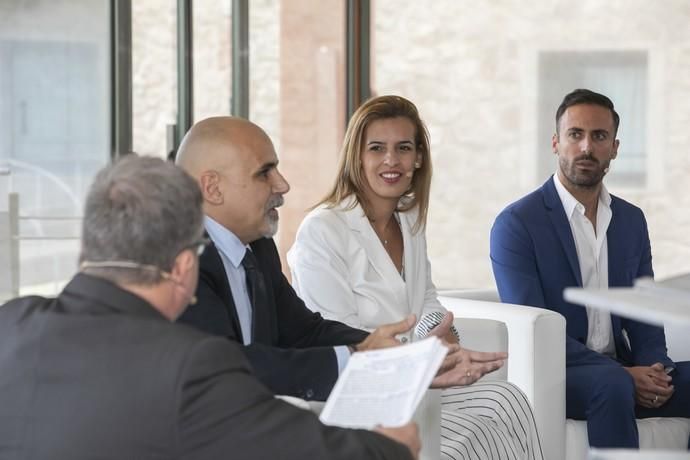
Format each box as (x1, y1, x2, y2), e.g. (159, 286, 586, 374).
(305, 389, 314, 399)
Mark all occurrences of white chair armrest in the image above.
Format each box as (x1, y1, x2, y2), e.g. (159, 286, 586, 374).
(452, 317, 508, 381)
(438, 295, 567, 460)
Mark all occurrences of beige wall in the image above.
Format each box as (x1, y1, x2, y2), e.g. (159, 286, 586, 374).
(276, 0, 346, 272)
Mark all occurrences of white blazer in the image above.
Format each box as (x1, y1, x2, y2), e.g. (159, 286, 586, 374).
(287, 199, 446, 337)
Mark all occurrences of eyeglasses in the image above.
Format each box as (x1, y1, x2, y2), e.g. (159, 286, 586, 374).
(187, 237, 212, 256)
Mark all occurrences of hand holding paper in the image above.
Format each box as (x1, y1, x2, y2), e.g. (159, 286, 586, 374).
(320, 336, 447, 429)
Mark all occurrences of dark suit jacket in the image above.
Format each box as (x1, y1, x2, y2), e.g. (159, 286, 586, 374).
(0, 274, 410, 460)
(178, 237, 369, 400)
(490, 177, 673, 369)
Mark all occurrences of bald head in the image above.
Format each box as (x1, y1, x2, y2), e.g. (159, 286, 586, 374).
(176, 116, 271, 177)
(175, 116, 290, 244)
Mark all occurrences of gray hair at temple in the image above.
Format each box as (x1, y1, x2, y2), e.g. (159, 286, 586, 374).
(79, 155, 204, 285)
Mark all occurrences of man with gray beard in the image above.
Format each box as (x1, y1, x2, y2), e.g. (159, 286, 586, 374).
(175, 117, 419, 402)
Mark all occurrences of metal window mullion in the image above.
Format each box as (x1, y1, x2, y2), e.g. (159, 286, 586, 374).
(110, 0, 132, 160)
(9, 193, 19, 297)
(346, 0, 370, 122)
(231, 0, 249, 118)
(177, 0, 194, 146)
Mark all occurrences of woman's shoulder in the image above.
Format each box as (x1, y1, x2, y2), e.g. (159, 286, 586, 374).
(302, 204, 345, 227)
(291, 203, 362, 262)
(304, 198, 363, 226)
(297, 202, 356, 241)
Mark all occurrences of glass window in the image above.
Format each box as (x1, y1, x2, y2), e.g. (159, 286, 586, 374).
(249, 0, 280, 144)
(538, 51, 648, 187)
(250, 1, 346, 262)
(132, 0, 177, 158)
(0, 0, 110, 301)
(193, 0, 232, 122)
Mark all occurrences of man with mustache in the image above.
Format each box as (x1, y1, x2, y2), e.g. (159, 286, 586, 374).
(175, 117, 435, 402)
(490, 88, 690, 449)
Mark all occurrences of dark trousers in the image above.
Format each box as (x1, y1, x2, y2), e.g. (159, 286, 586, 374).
(566, 361, 690, 448)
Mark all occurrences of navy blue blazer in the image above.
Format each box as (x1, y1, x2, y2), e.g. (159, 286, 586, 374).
(178, 237, 368, 401)
(490, 176, 673, 370)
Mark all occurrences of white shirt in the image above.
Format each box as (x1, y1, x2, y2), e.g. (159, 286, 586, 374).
(553, 174, 615, 356)
(204, 216, 253, 345)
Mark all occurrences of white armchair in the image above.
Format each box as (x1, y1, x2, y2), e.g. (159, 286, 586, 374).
(440, 289, 690, 460)
(281, 290, 564, 460)
(439, 290, 566, 460)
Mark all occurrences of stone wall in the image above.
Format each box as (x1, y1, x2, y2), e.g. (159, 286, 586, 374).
(373, 0, 690, 288)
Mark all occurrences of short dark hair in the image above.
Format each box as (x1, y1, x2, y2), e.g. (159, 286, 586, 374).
(555, 88, 620, 135)
(79, 155, 204, 285)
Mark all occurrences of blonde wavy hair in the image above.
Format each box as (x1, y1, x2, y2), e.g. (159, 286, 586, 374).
(316, 95, 432, 233)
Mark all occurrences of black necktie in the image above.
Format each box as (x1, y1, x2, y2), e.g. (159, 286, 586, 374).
(241, 249, 269, 342)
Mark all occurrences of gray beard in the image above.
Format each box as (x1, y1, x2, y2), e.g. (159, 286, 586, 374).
(261, 195, 284, 238)
(262, 216, 279, 239)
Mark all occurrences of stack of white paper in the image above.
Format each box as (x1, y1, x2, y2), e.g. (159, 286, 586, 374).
(319, 337, 448, 429)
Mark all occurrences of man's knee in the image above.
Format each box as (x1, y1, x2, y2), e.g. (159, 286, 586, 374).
(589, 367, 636, 411)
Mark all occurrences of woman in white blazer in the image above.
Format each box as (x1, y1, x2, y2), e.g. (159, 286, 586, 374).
(288, 95, 543, 460)
(289, 197, 445, 338)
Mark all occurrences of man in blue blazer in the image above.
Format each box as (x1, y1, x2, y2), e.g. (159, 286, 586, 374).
(490, 88, 690, 448)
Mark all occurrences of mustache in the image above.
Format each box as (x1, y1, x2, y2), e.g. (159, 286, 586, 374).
(575, 153, 599, 164)
(265, 194, 285, 211)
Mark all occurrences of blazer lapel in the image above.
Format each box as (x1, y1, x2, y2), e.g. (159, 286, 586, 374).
(341, 203, 407, 303)
(400, 211, 420, 312)
(605, 198, 626, 287)
(605, 199, 625, 349)
(542, 178, 583, 287)
(201, 242, 243, 338)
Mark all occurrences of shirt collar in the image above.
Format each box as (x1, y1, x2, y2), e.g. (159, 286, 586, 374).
(553, 173, 611, 221)
(204, 215, 248, 268)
